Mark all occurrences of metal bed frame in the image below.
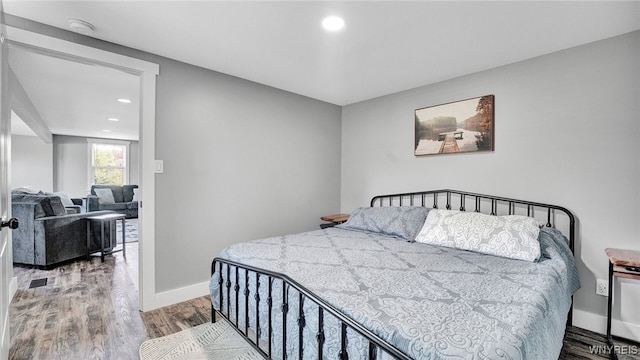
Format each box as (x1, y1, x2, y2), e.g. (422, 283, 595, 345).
(211, 189, 576, 360)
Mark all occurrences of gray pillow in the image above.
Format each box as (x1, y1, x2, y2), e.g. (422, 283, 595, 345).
(94, 188, 115, 204)
(47, 196, 67, 216)
(53, 191, 74, 207)
(337, 206, 432, 241)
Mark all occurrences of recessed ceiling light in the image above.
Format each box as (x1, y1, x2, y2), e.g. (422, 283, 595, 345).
(68, 19, 95, 35)
(322, 16, 345, 32)
(102, 129, 112, 133)
(117, 98, 132, 104)
(108, 118, 119, 122)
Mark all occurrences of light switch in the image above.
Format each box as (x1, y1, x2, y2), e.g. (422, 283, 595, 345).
(155, 160, 164, 173)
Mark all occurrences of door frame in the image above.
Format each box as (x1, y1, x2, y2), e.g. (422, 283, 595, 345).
(6, 26, 159, 311)
(1, 15, 13, 360)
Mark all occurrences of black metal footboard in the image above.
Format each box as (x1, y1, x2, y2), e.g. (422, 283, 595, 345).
(211, 257, 412, 360)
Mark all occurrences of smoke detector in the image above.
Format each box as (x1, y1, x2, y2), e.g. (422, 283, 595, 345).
(68, 19, 95, 35)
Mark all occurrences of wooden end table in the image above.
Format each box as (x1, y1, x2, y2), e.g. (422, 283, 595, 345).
(320, 213, 350, 229)
(605, 248, 640, 360)
(87, 213, 127, 262)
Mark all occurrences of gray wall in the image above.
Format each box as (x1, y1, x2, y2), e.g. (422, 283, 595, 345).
(153, 59, 342, 291)
(52, 135, 86, 197)
(341, 31, 640, 334)
(11, 134, 52, 192)
(52, 135, 139, 198)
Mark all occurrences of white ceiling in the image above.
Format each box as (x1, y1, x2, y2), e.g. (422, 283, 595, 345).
(3, 1, 640, 140)
(9, 44, 140, 140)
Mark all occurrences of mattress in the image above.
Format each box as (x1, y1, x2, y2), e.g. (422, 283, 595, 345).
(209, 226, 580, 359)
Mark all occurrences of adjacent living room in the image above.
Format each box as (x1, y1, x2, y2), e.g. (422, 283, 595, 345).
(11, 131, 141, 263)
(9, 40, 142, 277)
(9, 37, 141, 266)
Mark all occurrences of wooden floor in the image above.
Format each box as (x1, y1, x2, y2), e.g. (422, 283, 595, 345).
(8, 242, 639, 359)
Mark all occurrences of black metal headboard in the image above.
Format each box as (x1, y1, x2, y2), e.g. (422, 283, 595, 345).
(370, 189, 576, 256)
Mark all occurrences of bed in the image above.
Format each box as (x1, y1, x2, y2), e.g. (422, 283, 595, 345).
(209, 189, 580, 359)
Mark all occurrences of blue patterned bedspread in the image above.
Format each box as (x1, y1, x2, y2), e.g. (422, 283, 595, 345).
(209, 226, 580, 359)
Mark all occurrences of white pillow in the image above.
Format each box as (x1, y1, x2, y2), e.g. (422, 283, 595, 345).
(132, 188, 139, 202)
(94, 188, 115, 204)
(53, 191, 74, 207)
(12, 186, 40, 194)
(414, 209, 541, 262)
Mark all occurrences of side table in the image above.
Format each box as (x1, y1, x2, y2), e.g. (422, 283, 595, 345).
(320, 213, 350, 229)
(87, 213, 127, 262)
(605, 248, 640, 360)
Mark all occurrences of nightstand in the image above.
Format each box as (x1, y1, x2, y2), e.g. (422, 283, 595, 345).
(320, 213, 350, 229)
(605, 248, 640, 360)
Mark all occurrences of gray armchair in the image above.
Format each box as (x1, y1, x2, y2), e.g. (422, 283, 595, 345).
(11, 193, 116, 268)
(87, 184, 138, 218)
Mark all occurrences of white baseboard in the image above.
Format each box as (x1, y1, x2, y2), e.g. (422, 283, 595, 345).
(148, 284, 640, 344)
(152, 281, 210, 310)
(573, 309, 640, 342)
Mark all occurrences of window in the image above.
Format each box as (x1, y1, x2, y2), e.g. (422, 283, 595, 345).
(88, 139, 130, 186)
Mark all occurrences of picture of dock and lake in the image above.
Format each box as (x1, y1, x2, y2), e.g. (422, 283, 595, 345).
(414, 95, 494, 156)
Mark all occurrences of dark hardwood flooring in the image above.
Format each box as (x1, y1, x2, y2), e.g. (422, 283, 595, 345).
(8, 242, 639, 359)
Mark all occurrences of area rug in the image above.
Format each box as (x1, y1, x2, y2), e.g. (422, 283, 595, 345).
(116, 218, 138, 244)
(139, 320, 264, 360)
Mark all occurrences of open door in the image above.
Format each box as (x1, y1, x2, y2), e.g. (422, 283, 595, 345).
(0, 5, 18, 358)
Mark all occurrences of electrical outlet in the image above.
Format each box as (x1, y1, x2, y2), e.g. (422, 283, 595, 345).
(596, 279, 609, 296)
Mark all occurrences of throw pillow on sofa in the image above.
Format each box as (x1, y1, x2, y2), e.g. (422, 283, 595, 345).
(53, 191, 74, 207)
(94, 188, 116, 204)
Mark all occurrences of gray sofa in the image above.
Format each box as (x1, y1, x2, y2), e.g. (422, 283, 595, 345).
(12, 193, 116, 268)
(87, 185, 138, 218)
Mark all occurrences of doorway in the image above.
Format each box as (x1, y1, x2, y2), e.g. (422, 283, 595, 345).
(5, 26, 158, 311)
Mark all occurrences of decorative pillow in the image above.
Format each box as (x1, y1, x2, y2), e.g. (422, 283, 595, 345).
(132, 188, 139, 202)
(42, 194, 67, 216)
(53, 191, 74, 207)
(414, 209, 541, 262)
(94, 188, 116, 204)
(337, 206, 432, 241)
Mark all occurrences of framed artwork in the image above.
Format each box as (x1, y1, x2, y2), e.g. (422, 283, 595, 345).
(414, 95, 494, 156)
